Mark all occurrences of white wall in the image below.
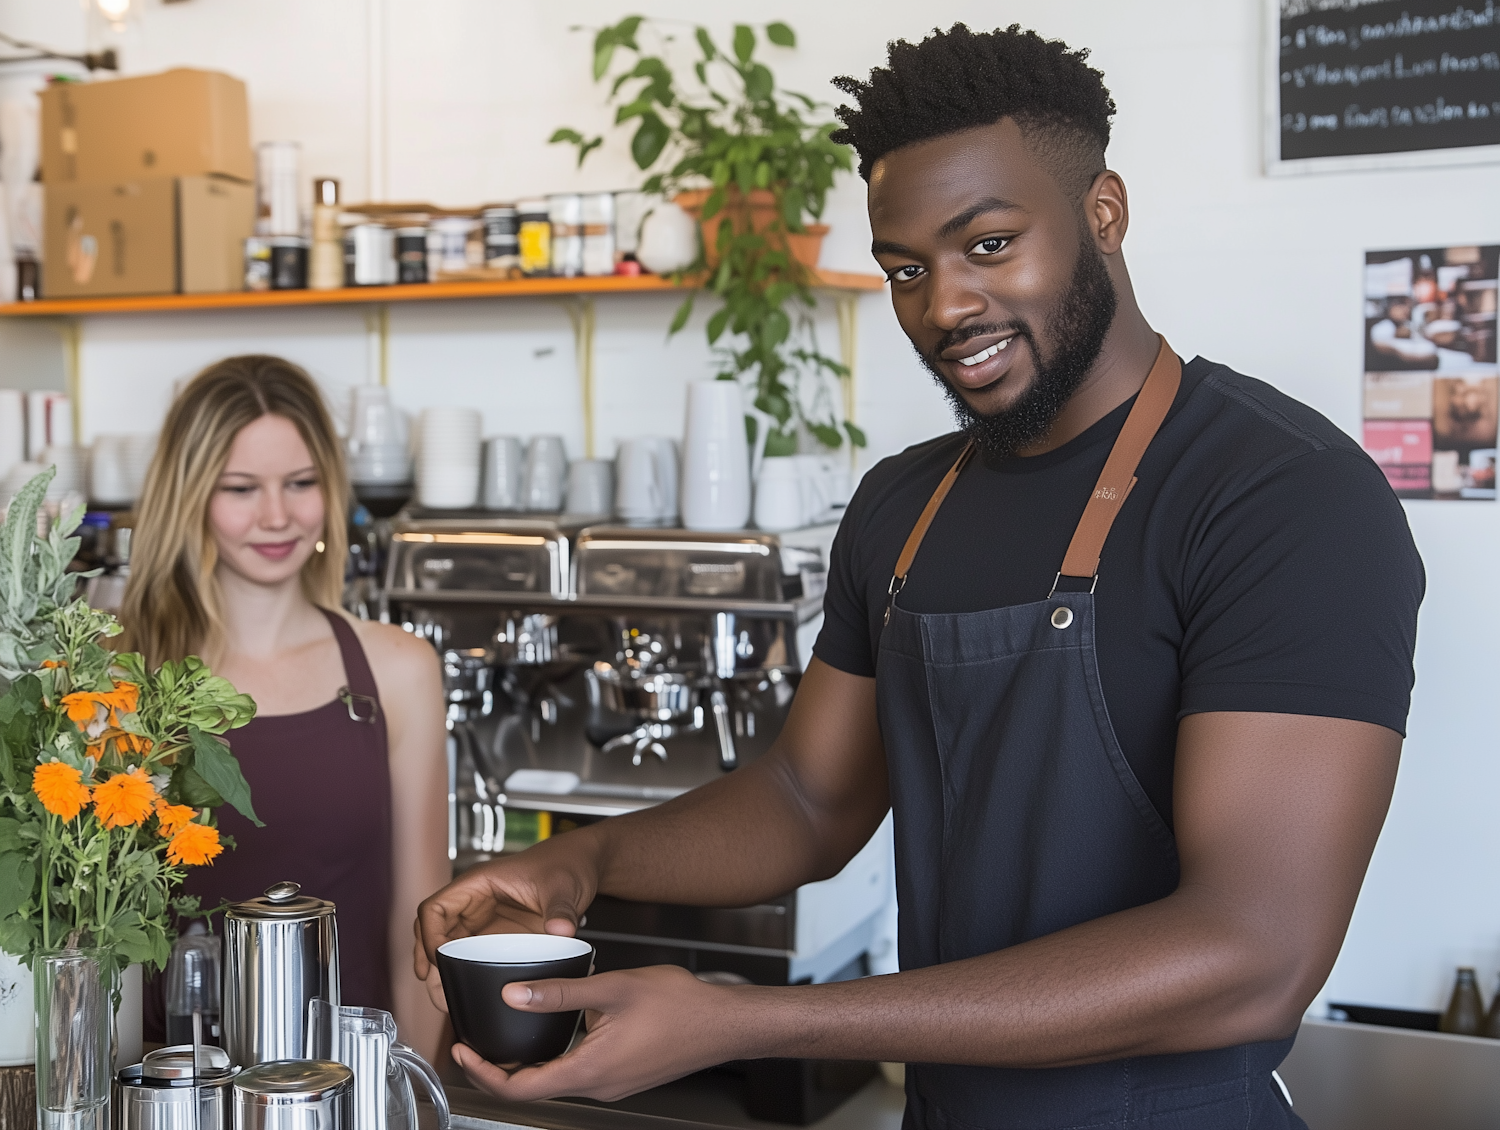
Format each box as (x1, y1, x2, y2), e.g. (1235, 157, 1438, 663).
(0, 0, 1494, 1015)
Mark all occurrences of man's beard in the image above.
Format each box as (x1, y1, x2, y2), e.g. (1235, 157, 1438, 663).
(921, 237, 1118, 459)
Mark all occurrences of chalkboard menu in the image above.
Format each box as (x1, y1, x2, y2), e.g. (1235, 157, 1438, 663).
(1270, 0, 1500, 171)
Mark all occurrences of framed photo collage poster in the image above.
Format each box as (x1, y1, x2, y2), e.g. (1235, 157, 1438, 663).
(1362, 246, 1500, 500)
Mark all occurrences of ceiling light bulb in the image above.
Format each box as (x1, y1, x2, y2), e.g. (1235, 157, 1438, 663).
(96, 0, 131, 23)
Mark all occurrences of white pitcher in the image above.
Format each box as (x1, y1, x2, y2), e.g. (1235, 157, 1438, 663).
(0, 947, 33, 1067)
(681, 380, 751, 531)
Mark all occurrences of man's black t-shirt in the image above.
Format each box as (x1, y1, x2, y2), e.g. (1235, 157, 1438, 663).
(813, 356, 1425, 826)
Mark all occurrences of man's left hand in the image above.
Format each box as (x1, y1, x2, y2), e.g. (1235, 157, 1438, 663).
(453, 965, 757, 1102)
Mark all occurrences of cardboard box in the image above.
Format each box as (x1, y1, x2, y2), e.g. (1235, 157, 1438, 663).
(41, 69, 253, 185)
(43, 175, 254, 297)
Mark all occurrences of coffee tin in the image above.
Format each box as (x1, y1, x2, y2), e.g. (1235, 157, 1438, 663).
(482, 206, 519, 270)
(346, 223, 395, 286)
(267, 237, 307, 291)
(243, 238, 272, 292)
(517, 198, 551, 276)
(395, 227, 428, 284)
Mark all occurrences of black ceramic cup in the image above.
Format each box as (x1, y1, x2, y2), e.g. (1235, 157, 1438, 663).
(437, 934, 595, 1064)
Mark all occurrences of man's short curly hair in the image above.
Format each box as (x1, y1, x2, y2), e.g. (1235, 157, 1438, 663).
(831, 24, 1116, 198)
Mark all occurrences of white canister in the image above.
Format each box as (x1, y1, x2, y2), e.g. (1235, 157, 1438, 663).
(681, 380, 751, 532)
(0, 947, 34, 1066)
(753, 456, 806, 532)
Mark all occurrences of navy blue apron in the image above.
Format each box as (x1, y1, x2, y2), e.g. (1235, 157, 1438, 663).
(878, 338, 1304, 1130)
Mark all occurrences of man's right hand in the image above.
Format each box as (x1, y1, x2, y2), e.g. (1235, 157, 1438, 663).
(413, 831, 602, 1012)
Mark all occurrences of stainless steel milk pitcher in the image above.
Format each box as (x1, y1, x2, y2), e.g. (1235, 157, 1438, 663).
(222, 882, 340, 1068)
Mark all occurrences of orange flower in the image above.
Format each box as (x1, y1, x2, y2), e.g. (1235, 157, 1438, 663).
(103, 682, 139, 721)
(166, 822, 222, 866)
(92, 767, 157, 829)
(32, 762, 92, 821)
(61, 692, 104, 729)
(60, 682, 141, 733)
(154, 801, 197, 839)
(40, 659, 65, 669)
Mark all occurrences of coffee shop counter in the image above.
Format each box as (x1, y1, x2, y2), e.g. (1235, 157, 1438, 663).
(439, 1065, 905, 1130)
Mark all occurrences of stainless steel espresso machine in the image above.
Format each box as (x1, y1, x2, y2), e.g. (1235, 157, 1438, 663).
(383, 515, 890, 1122)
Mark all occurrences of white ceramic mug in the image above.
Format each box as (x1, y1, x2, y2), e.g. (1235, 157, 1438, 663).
(754, 456, 806, 532)
(523, 435, 567, 512)
(794, 454, 838, 524)
(681, 380, 751, 532)
(643, 436, 679, 522)
(482, 437, 524, 510)
(564, 458, 614, 517)
(349, 386, 399, 451)
(616, 439, 666, 525)
(89, 434, 130, 506)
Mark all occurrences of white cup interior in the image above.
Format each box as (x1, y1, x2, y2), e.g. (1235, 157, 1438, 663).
(439, 934, 592, 964)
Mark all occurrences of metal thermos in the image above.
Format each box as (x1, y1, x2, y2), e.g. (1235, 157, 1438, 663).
(222, 882, 340, 1068)
(232, 1061, 353, 1130)
(115, 1045, 237, 1130)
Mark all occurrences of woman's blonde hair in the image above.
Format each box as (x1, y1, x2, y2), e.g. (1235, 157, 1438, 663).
(120, 355, 349, 668)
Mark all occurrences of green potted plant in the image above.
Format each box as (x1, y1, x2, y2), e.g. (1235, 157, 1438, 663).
(553, 16, 866, 457)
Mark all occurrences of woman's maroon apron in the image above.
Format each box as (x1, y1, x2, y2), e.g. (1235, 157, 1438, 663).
(145, 608, 394, 1040)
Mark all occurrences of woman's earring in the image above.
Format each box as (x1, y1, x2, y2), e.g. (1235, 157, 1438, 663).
(315, 540, 326, 554)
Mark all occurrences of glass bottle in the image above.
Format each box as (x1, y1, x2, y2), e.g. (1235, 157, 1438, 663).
(1440, 966, 1485, 1035)
(1484, 974, 1500, 1038)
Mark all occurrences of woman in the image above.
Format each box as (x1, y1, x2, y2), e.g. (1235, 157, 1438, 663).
(127, 355, 448, 1058)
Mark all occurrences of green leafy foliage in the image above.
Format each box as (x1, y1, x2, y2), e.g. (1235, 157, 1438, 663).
(552, 17, 866, 456)
(0, 469, 258, 974)
(187, 728, 260, 827)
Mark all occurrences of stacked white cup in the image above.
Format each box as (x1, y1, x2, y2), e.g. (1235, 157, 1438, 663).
(417, 408, 482, 509)
(122, 434, 157, 501)
(90, 435, 132, 506)
(38, 445, 88, 501)
(348, 387, 411, 485)
(0, 391, 24, 482)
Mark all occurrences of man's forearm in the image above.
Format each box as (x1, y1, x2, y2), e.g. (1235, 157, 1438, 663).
(729, 887, 1312, 1069)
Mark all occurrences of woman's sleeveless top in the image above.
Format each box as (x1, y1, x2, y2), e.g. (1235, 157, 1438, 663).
(144, 608, 394, 1039)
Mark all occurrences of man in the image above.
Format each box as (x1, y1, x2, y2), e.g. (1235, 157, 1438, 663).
(416, 24, 1423, 1129)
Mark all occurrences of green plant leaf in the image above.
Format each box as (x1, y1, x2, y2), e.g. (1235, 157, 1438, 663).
(733, 24, 755, 64)
(695, 27, 717, 59)
(745, 64, 773, 102)
(170, 763, 224, 809)
(188, 728, 261, 827)
(631, 112, 670, 169)
(764, 427, 798, 456)
(706, 306, 732, 343)
(809, 422, 843, 449)
(764, 308, 791, 347)
(549, 128, 584, 144)
(766, 22, 796, 47)
(843, 421, 868, 448)
(669, 296, 694, 335)
(615, 15, 644, 49)
(0, 851, 35, 918)
(593, 39, 617, 81)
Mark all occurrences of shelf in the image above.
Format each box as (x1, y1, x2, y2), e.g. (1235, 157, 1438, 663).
(0, 269, 884, 318)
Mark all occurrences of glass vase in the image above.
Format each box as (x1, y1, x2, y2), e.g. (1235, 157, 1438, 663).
(35, 949, 115, 1130)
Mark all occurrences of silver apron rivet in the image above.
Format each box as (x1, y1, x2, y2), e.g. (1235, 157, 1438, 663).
(1051, 607, 1074, 630)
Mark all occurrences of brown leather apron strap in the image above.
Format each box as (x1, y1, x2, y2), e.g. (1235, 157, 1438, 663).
(1055, 335, 1181, 585)
(885, 334, 1180, 615)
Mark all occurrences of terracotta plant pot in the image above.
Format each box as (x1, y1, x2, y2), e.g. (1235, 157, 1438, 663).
(675, 188, 828, 272)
